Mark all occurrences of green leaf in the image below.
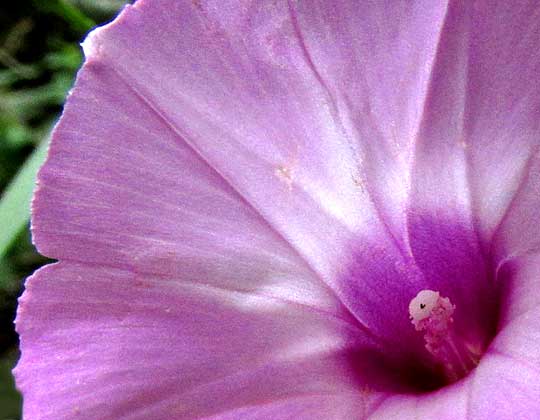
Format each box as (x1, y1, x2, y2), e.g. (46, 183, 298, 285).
(73, 0, 128, 15)
(0, 351, 22, 419)
(0, 256, 17, 291)
(0, 136, 49, 259)
(33, 0, 96, 34)
(44, 44, 83, 71)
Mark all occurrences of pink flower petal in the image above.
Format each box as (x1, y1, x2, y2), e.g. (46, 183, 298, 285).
(408, 0, 540, 251)
(464, 252, 540, 418)
(469, 317, 540, 418)
(32, 57, 343, 313)
(490, 154, 540, 263)
(282, 0, 449, 246)
(76, 0, 451, 287)
(15, 262, 371, 419)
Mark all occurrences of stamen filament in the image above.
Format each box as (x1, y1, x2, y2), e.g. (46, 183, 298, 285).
(409, 290, 479, 381)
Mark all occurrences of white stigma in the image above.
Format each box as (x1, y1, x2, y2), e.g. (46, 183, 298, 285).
(409, 290, 449, 323)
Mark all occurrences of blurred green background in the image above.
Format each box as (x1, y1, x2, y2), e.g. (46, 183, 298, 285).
(0, 1, 126, 417)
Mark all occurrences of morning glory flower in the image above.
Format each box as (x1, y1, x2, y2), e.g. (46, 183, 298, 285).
(14, 0, 540, 418)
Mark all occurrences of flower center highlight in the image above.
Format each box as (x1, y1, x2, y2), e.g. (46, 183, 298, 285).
(409, 290, 480, 383)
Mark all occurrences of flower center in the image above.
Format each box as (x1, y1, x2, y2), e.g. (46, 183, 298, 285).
(409, 290, 481, 383)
